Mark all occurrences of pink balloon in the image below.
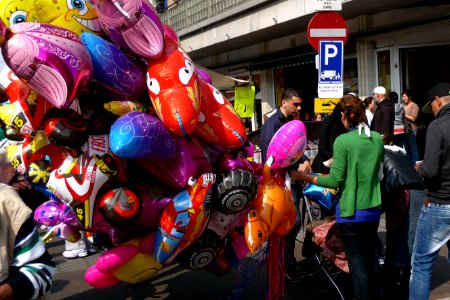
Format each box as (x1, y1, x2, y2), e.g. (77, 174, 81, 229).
(96, 245, 138, 272)
(34, 200, 64, 226)
(163, 24, 179, 45)
(1, 23, 92, 108)
(97, 0, 164, 59)
(266, 120, 307, 169)
(139, 139, 212, 189)
(85, 266, 121, 289)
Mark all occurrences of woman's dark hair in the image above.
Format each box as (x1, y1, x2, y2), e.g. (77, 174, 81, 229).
(402, 90, 412, 99)
(388, 91, 399, 103)
(282, 88, 302, 100)
(363, 96, 373, 108)
(341, 94, 366, 125)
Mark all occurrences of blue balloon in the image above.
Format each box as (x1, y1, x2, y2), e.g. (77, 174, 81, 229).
(109, 112, 177, 159)
(304, 182, 339, 210)
(80, 32, 147, 99)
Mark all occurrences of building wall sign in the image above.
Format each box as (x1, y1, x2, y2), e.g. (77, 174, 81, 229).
(314, 0, 342, 11)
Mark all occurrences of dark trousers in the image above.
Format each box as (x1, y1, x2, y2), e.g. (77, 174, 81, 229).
(339, 220, 383, 300)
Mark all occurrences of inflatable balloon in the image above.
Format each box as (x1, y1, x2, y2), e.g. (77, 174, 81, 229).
(27, 159, 52, 185)
(81, 32, 147, 100)
(163, 24, 179, 45)
(196, 68, 212, 85)
(139, 138, 212, 189)
(41, 222, 81, 243)
(104, 100, 151, 116)
(7, 131, 55, 174)
(0, 0, 37, 27)
(195, 80, 247, 149)
(98, 186, 141, 227)
(146, 38, 200, 136)
(42, 108, 89, 149)
(0, 100, 36, 138)
(214, 151, 254, 174)
(154, 173, 216, 264)
(109, 112, 177, 160)
(304, 182, 339, 210)
(0, 23, 93, 108)
(34, 0, 102, 35)
(244, 164, 297, 253)
(46, 135, 116, 228)
(266, 120, 307, 169)
(177, 229, 220, 270)
(212, 170, 258, 215)
(96, 0, 164, 59)
(85, 233, 162, 288)
(34, 199, 81, 227)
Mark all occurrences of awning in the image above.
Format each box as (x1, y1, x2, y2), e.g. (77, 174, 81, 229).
(196, 65, 249, 90)
(249, 52, 316, 72)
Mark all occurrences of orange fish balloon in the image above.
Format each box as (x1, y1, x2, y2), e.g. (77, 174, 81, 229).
(244, 163, 296, 253)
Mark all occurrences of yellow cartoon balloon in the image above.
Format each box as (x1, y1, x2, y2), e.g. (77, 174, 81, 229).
(0, 0, 37, 27)
(34, 0, 102, 36)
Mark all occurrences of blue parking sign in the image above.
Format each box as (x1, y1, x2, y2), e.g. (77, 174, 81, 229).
(319, 41, 343, 84)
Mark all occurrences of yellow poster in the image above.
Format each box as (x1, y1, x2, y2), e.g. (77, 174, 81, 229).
(314, 98, 339, 113)
(234, 86, 255, 118)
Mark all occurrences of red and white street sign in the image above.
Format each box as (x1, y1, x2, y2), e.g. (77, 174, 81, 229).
(307, 12, 348, 52)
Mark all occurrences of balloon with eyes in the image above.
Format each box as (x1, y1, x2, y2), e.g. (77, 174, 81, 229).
(146, 38, 200, 137)
(33, 0, 103, 36)
(195, 80, 247, 150)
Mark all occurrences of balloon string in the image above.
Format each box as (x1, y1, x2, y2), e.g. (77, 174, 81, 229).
(32, 184, 61, 202)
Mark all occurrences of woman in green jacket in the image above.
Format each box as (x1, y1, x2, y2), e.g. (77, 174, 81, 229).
(293, 95, 384, 300)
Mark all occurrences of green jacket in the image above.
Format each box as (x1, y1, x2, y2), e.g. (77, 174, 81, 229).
(317, 129, 384, 217)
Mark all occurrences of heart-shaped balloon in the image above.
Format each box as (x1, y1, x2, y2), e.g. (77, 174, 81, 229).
(1, 23, 93, 108)
(81, 32, 147, 100)
(97, 0, 164, 59)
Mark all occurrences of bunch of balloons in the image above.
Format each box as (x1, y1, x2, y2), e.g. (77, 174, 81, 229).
(0, 0, 308, 289)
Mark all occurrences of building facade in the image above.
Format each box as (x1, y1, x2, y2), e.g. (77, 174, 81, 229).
(158, 0, 450, 134)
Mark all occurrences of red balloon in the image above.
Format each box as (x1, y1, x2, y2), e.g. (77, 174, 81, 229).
(146, 38, 200, 136)
(195, 80, 247, 149)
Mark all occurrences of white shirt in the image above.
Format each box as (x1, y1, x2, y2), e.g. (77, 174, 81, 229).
(366, 109, 374, 126)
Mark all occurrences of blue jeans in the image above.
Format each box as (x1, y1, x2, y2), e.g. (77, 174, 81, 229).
(339, 220, 383, 300)
(408, 189, 426, 255)
(404, 130, 419, 166)
(409, 202, 450, 300)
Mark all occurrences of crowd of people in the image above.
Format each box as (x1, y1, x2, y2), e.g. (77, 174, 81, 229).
(261, 83, 450, 299)
(0, 83, 449, 300)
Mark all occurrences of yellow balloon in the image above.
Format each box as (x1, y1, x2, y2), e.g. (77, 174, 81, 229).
(34, 0, 102, 36)
(114, 252, 162, 284)
(0, 0, 37, 27)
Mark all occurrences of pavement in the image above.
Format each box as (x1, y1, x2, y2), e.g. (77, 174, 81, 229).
(46, 216, 450, 300)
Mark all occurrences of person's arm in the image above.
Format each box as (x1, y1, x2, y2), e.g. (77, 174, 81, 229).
(5, 217, 56, 299)
(293, 137, 347, 189)
(419, 123, 442, 180)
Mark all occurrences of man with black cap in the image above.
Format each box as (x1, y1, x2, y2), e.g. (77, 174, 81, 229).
(409, 82, 450, 300)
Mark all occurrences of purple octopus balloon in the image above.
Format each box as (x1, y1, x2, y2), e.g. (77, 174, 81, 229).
(266, 120, 307, 169)
(109, 112, 177, 159)
(80, 32, 147, 100)
(97, 0, 164, 59)
(1, 23, 93, 108)
(196, 68, 212, 85)
(34, 199, 80, 228)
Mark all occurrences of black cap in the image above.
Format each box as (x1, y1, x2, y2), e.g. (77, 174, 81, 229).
(422, 82, 450, 113)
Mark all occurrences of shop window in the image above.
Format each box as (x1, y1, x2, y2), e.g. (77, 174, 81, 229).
(377, 50, 391, 92)
(344, 57, 358, 95)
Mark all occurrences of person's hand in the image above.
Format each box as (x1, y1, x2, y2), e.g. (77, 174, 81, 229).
(298, 160, 312, 173)
(415, 160, 423, 172)
(0, 283, 14, 300)
(10, 174, 31, 191)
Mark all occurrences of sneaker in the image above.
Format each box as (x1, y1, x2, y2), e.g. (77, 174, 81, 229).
(62, 248, 88, 259)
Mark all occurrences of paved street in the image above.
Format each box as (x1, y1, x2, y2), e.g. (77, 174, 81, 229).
(46, 217, 450, 300)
